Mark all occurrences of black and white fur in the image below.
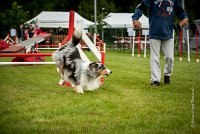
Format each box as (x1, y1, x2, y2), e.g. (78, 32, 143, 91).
(52, 22, 112, 94)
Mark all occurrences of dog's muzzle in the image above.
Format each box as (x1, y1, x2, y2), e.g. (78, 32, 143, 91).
(105, 69, 112, 76)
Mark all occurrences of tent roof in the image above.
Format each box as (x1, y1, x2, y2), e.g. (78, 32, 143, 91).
(26, 11, 94, 28)
(103, 13, 149, 28)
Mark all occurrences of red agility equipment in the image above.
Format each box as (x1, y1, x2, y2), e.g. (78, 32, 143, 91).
(0, 53, 52, 57)
(60, 11, 74, 46)
(0, 40, 9, 51)
(137, 31, 141, 57)
(101, 51, 105, 64)
(67, 11, 75, 41)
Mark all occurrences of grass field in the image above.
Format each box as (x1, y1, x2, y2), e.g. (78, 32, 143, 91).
(0, 50, 200, 133)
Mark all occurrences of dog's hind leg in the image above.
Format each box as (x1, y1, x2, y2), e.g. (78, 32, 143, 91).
(74, 85, 84, 94)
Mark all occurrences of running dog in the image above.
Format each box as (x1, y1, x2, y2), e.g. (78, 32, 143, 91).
(52, 22, 112, 94)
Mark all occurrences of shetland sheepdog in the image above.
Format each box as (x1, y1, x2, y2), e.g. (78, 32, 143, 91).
(52, 22, 112, 94)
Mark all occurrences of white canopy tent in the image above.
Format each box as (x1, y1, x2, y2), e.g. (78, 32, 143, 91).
(26, 11, 94, 28)
(103, 13, 149, 29)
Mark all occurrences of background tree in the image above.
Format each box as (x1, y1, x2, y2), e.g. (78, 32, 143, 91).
(0, 0, 199, 39)
(78, 0, 115, 35)
(0, 1, 29, 38)
(78, 0, 116, 21)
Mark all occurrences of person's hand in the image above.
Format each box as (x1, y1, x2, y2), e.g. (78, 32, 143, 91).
(133, 20, 141, 28)
(179, 18, 189, 27)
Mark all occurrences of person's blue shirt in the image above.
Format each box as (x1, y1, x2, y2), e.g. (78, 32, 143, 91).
(132, 0, 187, 40)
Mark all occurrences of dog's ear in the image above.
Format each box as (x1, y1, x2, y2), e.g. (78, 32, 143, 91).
(89, 62, 97, 69)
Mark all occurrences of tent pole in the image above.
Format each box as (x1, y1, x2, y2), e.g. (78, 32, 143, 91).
(94, 0, 97, 46)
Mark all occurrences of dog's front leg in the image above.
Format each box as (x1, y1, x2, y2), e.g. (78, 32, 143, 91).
(74, 85, 84, 94)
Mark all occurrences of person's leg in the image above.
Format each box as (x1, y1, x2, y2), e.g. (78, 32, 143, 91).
(150, 39, 161, 85)
(162, 39, 174, 84)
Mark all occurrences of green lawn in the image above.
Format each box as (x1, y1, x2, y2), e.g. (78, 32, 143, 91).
(0, 50, 200, 133)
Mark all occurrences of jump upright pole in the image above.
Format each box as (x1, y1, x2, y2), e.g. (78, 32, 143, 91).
(187, 29, 190, 62)
(67, 10, 75, 42)
(137, 31, 141, 58)
(132, 31, 136, 57)
(179, 28, 183, 61)
(60, 11, 74, 46)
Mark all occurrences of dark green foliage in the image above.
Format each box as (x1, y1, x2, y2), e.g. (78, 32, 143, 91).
(0, 2, 29, 38)
(0, 0, 199, 38)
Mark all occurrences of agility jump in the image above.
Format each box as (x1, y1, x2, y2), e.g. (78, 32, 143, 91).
(132, 28, 149, 58)
(132, 27, 199, 63)
(0, 10, 106, 65)
(179, 27, 199, 62)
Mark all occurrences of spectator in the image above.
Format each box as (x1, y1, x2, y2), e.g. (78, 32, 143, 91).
(57, 27, 65, 35)
(17, 24, 25, 43)
(34, 24, 41, 36)
(28, 24, 34, 38)
(49, 29, 55, 34)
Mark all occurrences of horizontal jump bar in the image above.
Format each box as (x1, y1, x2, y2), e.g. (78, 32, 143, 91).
(0, 53, 52, 57)
(0, 62, 56, 65)
(38, 48, 59, 50)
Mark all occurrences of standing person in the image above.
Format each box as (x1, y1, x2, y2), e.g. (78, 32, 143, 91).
(28, 24, 34, 38)
(57, 27, 65, 35)
(17, 24, 25, 43)
(132, 0, 188, 86)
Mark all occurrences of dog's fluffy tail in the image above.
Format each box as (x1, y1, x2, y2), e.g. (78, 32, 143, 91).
(52, 21, 83, 65)
(69, 21, 83, 46)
